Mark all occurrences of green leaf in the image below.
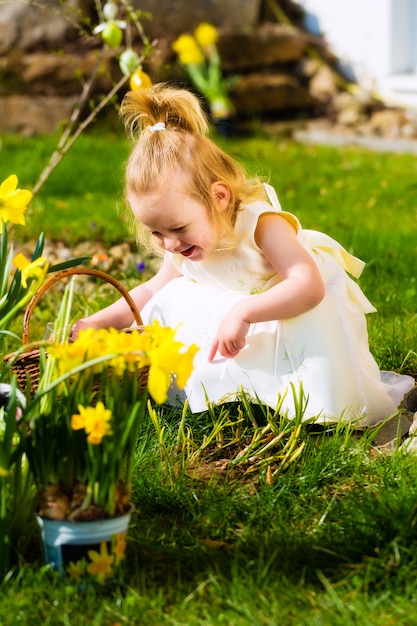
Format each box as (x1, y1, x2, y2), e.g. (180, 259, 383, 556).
(48, 257, 91, 273)
(31, 233, 45, 260)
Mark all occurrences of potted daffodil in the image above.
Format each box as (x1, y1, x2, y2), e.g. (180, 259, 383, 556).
(172, 22, 237, 123)
(17, 310, 197, 582)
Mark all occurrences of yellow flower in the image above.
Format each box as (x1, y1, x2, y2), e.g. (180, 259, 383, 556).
(145, 319, 180, 347)
(67, 559, 85, 581)
(112, 531, 127, 565)
(171, 33, 194, 55)
(12, 253, 48, 289)
(138, 321, 198, 402)
(172, 34, 203, 65)
(147, 361, 173, 405)
(145, 322, 198, 382)
(103, 328, 140, 376)
(87, 541, 114, 584)
(0, 174, 32, 225)
(49, 327, 110, 375)
(194, 22, 218, 47)
(129, 69, 152, 91)
(71, 402, 113, 445)
(173, 343, 199, 389)
(48, 341, 88, 375)
(147, 339, 198, 404)
(50, 322, 197, 404)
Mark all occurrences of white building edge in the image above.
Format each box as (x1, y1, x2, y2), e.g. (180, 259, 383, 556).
(299, 0, 417, 109)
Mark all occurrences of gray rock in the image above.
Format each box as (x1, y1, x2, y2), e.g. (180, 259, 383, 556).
(0, 0, 82, 54)
(0, 95, 76, 135)
(231, 73, 314, 115)
(218, 24, 307, 72)
(403, 385, 417, 413)
(371, 411, 413, 448)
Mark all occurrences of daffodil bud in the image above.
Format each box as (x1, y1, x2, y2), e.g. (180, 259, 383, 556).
(129, 69, 152, 90)
(119, 49, 140, 75)
(101, 22, 123, 48)
(103, 2, 118, 21)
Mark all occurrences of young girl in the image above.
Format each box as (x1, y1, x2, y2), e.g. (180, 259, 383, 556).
(73, 83, 414, 424)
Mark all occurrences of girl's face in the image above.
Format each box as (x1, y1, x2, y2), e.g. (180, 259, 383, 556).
(128, 179, 229, 262)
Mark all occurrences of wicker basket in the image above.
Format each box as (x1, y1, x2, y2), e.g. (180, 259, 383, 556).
(3, 267, 147, 395)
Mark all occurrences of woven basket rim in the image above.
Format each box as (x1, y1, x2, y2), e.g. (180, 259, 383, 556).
(3, 267, 146, 395)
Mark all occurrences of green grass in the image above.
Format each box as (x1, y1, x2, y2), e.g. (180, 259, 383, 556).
(0, 130, 131, 246)
(0, 127, 417, 624)
(4, 415, 417, 625)
(1, 127, 415, 374)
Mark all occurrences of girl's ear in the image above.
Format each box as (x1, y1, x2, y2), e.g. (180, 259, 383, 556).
(211, 181, 231, 211)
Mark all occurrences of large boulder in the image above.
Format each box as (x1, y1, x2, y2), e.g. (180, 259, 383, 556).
(0, 0, 261, 55)
(0, 95, 76, 135)
(130, 0, 261, 40)
(231, 73, 313, 115)
(0, 0, 88, 54)
(218, 24, 307, 71)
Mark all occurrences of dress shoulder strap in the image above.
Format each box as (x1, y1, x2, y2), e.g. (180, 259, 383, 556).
(264, 183, 282, 210)
(261, 183, 299, 232)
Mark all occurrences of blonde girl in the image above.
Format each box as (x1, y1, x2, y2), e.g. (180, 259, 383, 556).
(73, 83, 414, 423)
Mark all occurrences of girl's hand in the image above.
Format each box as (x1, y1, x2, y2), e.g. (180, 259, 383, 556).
(69, 318, 101, 342)
(208, 308, 250, 362)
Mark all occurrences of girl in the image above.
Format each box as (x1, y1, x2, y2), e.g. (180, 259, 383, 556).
(73, 83, 414, 424)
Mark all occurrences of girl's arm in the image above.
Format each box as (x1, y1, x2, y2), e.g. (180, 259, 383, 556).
(71, 253, 181, 336)
(208, 213, 325, 361)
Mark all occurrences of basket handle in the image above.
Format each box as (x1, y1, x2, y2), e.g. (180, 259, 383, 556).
(22, 267, 143, 345)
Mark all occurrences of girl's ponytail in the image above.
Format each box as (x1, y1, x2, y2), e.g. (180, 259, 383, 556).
(119, 82, 209, 137)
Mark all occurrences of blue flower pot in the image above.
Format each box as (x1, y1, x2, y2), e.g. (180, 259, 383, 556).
(37, 507, 133, 584)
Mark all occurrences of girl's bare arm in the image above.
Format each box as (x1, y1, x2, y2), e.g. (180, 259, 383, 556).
(71, 253, 181, 335)
(209, 214, 325, 360)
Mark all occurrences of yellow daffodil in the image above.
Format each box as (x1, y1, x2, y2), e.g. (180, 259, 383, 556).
(87, 541, 114, 583)
(194, 22, 218, 47)
(103, 327, 144, 376)
(49, 322, 197, 404)
(148, 340, 198, 403)
(66, 559, 85, 581)
(171, 23, 235, 120)
(0, 174, 32, 225)
(147, 361, 173, 405)
(148, 342, 198, 404)
(172, 34, 203, 65)
(12, 253, 48, 289)
(48, 341, 88, 375)
(144, 321, 198, 385)
(112, 532, 127, 565)
(173, 344, 199, 389)
(71, 402, 113, 445)
(129, 69, 152, 91)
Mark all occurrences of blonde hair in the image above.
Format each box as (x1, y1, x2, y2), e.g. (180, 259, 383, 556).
(119, 82, 266, 251)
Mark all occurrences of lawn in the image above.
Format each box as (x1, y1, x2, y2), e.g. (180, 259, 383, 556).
(1, 127, 415, 372)
(0, 126, 416, 625)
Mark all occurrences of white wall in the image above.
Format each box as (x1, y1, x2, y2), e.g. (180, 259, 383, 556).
(298, 0, 417, 108)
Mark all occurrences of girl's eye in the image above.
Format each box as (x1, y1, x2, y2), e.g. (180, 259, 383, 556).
(151, 231, 162, 237)
(172, 226, 186, 233)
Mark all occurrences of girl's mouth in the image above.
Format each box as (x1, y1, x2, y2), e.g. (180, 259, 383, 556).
(181, 246, 196, 257)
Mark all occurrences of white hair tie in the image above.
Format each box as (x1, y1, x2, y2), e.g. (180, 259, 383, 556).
(148, 122, 166, 132)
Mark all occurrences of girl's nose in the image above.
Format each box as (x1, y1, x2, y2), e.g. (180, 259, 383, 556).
(163, 236, 180, 251)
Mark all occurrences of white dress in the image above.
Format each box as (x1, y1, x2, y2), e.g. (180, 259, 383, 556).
(141, 185, 414, 425)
